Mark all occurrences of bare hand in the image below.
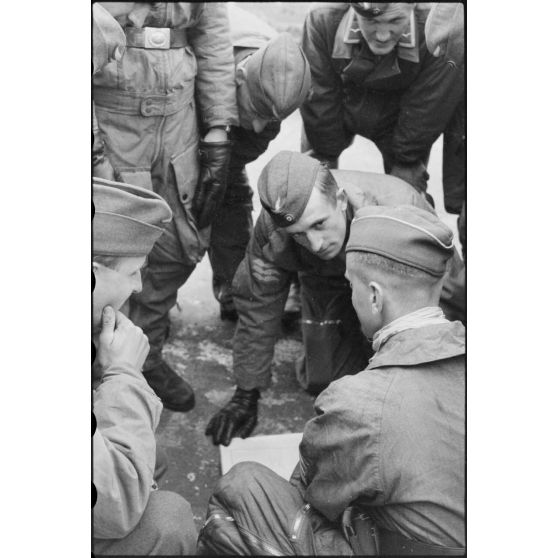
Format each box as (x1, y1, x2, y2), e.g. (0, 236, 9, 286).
(97, 306, 149, 375)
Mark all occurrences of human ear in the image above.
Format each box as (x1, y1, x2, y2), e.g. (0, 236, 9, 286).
(368, 281, 383, 314)
(337, 188, 348, 211)
(235, 64, 247, 85)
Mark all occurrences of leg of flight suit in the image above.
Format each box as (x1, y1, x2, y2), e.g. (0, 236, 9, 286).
(296, 273, 372, 394)
(209, 168, 254, 311)
(94, 490, 198, 556)
(197, 462, 352, 556)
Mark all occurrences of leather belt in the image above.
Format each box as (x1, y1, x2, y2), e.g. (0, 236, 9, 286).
(125, 27, 188, 49)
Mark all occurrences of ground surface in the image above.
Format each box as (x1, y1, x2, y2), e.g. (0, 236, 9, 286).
(154, 109, 458, 528)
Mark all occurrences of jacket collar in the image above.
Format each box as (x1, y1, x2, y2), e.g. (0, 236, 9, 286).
(366, 321, 465, 370)
(332, 7, 420, 68)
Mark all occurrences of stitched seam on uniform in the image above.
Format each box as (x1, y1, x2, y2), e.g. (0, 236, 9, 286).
(236, 523, 286, 556)
(351, 215, 453, 248)
(301, 319, 341, 326)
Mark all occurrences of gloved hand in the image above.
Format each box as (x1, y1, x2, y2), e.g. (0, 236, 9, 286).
(205, 387, 260, 446)
(193, 139, 232, 230)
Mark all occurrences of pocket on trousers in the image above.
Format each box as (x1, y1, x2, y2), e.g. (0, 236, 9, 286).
(170, 144, 199, 210)
(116, 168, 153, 191)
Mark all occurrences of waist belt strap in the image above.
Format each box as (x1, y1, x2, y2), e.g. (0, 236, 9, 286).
(125, 27, 188, 49)
(93, 87, 192, 117)
(378, 527, 465, 556)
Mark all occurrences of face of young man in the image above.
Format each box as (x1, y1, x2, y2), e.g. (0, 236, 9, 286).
(356, 3, 415, 56)
(236, 63, 280, 133)
(284, 188, 347, 260)
(92, 256, 146, 331)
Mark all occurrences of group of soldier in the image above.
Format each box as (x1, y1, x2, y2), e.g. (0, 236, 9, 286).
(92, 2, 465, 555)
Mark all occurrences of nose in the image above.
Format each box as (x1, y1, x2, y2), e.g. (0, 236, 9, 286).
(132, 271, 143, 293)
(252, 117, 269, 134)
(306, 231, 323, 253)
(375, 28, 391, 42)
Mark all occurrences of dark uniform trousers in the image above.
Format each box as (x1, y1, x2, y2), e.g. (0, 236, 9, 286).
(209, 167, 254, 307)
(297, 273, 372, 393)
(197, 462, 353, 556)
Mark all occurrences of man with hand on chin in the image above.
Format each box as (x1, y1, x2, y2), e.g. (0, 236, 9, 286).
(92, 178, 196, 556)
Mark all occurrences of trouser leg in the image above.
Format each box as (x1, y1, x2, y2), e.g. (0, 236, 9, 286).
(296, 273, 372, 394)
(209, 169, 254, 309)
(129, 223, 196, 371)
(198, 462, 351, 556)
(94, 490, 197, 556)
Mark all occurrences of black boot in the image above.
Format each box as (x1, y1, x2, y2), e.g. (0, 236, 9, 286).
(143, 360, 195, 412)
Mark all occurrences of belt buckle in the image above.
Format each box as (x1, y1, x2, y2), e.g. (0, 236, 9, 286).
(144, 27, 170, 49)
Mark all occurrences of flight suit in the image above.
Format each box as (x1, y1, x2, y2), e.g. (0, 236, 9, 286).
(199, 321, 465, 555)
(93, 2, 238, 371)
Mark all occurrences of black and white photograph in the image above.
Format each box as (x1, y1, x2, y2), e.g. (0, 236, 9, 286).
(7, 1, 558, 557)
(91, 2, 465, 555)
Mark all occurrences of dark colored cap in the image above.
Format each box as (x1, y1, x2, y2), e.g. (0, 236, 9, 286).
(245, 33, 311, 120)
(351, 3, 390, 19)
(93, 177, 172, 257)
(258, 151, 323, 227)
(347, 205, 454, 277)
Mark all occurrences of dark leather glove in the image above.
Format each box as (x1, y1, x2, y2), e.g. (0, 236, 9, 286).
(205, 387, 260, 446)
(193, 139, 231, 229)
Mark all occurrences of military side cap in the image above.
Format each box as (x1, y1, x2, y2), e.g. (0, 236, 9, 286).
(351, 3, 390, 19)
(245, 33, 311, 120)
(258, 151, 322, 227)
(93, 177, 172, 257)
(347, 205, 454, 277)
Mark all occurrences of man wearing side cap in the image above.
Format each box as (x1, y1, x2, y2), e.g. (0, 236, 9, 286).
(198, 204, 464, 556)
(209, 4, 312, 321)
(92, 178, 197, 555)
(205, 151, 465, 447)
(299, 2, 464, 198)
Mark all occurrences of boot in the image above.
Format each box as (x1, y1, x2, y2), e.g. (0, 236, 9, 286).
(143, 360, 195, 412)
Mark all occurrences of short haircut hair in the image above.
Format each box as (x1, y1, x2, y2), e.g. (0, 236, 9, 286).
(313, 165, 338, 205)
(348, 251, 444, 284)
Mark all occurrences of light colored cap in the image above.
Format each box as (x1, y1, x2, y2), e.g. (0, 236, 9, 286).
(245, 33, 311, 120)
(93, 177, 172, 257)
(347, 205, 454, 276)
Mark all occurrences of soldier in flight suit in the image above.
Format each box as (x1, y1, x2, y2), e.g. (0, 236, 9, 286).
(205, 151, 465, 447)
(92, 2, 238, 412)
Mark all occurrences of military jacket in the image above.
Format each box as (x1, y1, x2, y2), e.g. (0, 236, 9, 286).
(299, 321, 465, 548)
(232, 171, 430, 390)
(93, 363, 162, 539)
(300, 3, 464, 164)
